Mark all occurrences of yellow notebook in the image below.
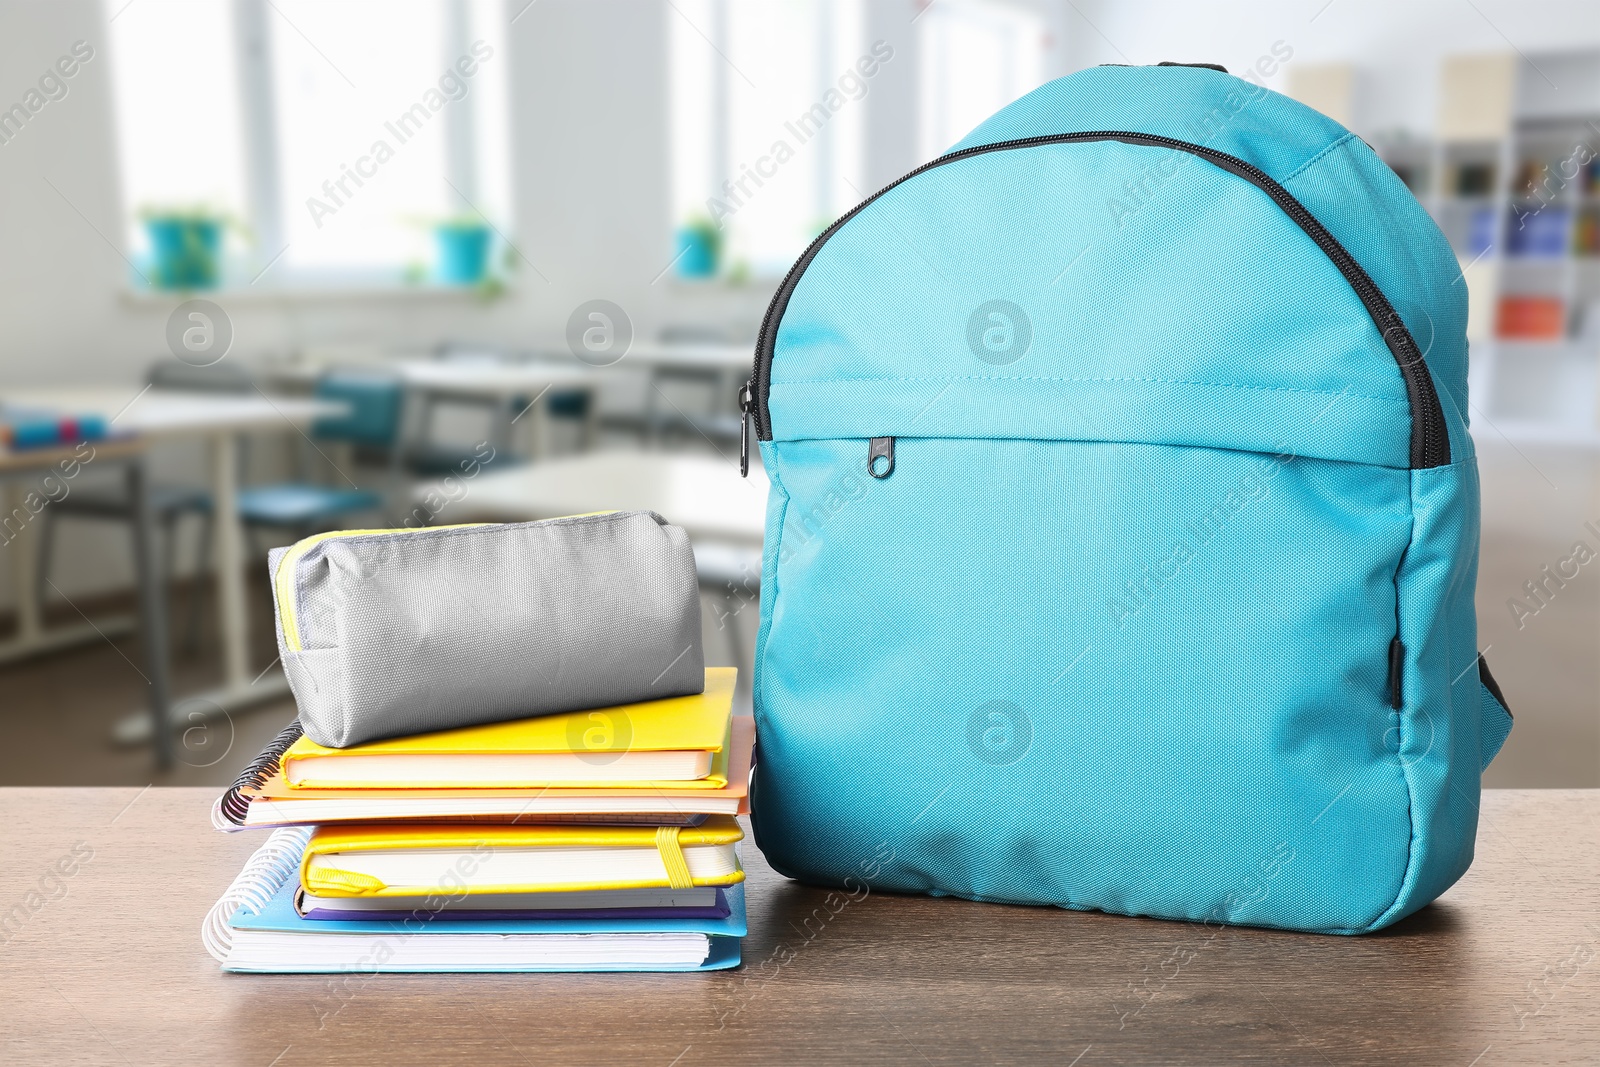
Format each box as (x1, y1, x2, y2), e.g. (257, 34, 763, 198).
(301, 816, 746, 896)
(283, 668, 735, 790)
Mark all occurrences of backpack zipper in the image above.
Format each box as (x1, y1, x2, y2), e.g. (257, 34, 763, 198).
(739, 130, 1451, 473)
(737, 378, 753, 477)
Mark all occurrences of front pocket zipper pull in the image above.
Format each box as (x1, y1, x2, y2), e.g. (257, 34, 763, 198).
(738, 379, 754, 478)
(869, 437, 895, 479)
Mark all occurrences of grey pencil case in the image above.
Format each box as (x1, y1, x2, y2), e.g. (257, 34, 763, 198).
(267, 511, 705, 748)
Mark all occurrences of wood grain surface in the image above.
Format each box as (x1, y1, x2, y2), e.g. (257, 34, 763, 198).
(0, 788, 1595, 1066)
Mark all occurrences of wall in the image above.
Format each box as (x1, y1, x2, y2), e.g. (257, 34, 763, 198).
(1062, 0, 1600, 135)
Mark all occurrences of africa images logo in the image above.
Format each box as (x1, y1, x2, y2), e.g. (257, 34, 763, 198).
(165, 299, 233, 367)
(966, 300, 1032, 366)
(966, 700, 1032, 766)
(565, 300, 633, 367)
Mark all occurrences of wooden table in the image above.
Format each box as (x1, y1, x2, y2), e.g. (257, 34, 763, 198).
(1, 788, 1595, 1065)
(418, 450, 768, 545)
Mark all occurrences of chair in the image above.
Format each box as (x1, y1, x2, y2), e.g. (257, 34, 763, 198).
(237, 371, 404, 537)
(36, 360, 254, 651)
(541, 384, 595, 453)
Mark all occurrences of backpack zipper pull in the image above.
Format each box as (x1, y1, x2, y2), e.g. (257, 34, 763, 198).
(738, 379, 753, 477)
(869, 436, 895, 478)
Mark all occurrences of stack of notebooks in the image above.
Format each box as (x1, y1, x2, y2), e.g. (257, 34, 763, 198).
(203, 667, 751, 973)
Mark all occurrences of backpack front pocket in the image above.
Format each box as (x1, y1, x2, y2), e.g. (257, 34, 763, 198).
(753, 434, 1422, 933)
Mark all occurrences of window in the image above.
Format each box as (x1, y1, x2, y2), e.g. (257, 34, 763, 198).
(105, 2, 251, 236)
(918, 0, 1045, 160)
(106, 0, 510, 288)
(670, 0, 868, 280)
(669, 0, 1045, 281)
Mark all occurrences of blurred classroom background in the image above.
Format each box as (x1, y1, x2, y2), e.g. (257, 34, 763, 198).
(0, 0, 1597, 787)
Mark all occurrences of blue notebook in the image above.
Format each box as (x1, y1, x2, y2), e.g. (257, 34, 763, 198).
(220, 878, 745, 973)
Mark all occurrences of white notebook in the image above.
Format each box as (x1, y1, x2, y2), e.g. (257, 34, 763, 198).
(215, 792, 741, 830)
(224, 929, 715, 971)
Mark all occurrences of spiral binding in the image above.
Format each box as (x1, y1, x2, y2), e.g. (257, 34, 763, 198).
(209, 794, 235, 832)
(218, 718, 305, 826)
(201, 825, 313, 962)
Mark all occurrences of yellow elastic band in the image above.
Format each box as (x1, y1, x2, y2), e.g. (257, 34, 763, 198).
(303, 866, 388, 896)
(656, 826, 693, 889)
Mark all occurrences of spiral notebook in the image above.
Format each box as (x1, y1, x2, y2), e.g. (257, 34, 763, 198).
(214, 715, 754, 831)
(203, 828, 745, 973)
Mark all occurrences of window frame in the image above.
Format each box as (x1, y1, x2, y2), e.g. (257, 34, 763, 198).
(111, 0, 505, 295)
(671, 0, 864, 285)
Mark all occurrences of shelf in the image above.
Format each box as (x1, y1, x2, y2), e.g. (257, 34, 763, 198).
(1395, 51, 1600, 436)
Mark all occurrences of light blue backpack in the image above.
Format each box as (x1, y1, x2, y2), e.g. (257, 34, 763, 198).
(740, 63, 1513, 934)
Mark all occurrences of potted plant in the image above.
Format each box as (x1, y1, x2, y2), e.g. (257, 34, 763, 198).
(139, 205, 235, 290)
(433, 215, 494, 286)
(674, 215, 723, 279)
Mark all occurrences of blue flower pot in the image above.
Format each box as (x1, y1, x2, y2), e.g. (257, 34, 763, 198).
(146, 217, 222, 290)
(435, 224, 492, 285)
(675, 226, 719, 278)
